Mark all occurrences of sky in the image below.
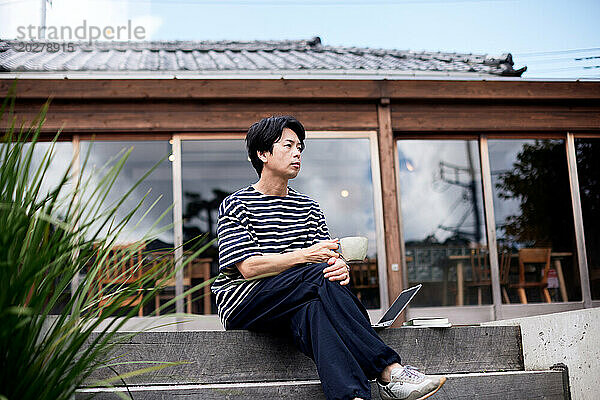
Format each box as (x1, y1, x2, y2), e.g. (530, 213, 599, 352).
(0, 0, 598, 79)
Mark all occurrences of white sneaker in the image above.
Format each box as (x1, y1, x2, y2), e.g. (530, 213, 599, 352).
(377, 365, 447, 400)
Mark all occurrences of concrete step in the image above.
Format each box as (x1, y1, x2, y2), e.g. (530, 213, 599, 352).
(78, 370, 568, 400)
(85, 326, 524, 386)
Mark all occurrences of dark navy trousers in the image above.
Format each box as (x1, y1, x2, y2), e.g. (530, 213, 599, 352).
(226, 262, 402, 400)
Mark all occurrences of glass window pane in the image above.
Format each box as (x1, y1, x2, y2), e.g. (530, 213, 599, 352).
(0, 141, 74, 203)
(6, 141, 74, 315)
(182, 140, 256, 314)
(295, 138, 381, 309)
(182, 138, 382, 310)
(489, 139, 580, 303)
(27, 141, 74, 199)
(397, 140, 488, 307)
(574, 138, 600, 300)
(80, 141, 173, 247)
(181, 139, 255, 255)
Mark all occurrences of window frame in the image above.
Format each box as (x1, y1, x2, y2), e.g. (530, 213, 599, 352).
(395, 133, 594, 323)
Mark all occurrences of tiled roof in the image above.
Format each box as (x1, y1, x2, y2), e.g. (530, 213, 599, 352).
(0, 37, 526, 77)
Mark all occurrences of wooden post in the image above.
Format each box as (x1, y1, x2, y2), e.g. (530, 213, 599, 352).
(376, 99, 405, 313)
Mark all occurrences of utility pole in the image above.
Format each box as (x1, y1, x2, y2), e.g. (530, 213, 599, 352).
(40, 0, 50, 39)
(437, 142, 483, 243)
(465, 141, 483, 244)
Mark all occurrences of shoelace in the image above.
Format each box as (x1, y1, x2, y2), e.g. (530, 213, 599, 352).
(396, 365, 426, 382)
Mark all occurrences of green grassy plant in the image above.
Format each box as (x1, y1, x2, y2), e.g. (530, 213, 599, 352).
(0, 83, 214, 400)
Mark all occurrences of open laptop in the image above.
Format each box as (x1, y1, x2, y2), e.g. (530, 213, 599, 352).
(371, 284, 422, 329)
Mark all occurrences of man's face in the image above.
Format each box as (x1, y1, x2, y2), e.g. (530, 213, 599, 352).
(258, 128, 303, 179)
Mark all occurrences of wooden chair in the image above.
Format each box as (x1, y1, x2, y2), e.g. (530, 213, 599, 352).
(510, 248, 552, 304)
(349, 258, 377, 305)
(350, 258, 378, 289)
(465, 247, 512, 305)
(148, 251, 193, 315)
(189, 257, 213, 315)
(96, 243, 146, 317)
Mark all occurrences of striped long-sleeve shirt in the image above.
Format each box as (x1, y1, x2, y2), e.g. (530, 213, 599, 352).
(211, 185, 330, 327)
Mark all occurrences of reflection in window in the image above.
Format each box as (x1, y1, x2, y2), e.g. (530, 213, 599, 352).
(21, 141, 74, 205)
(574, 138, 600, 300)
(182, 140, 255, 314)
(397, 140, 487, 307)
(80, 141, 173, 247)
(12, 141, 74, 315)
(296, 138, 380, 309)
(182, 138, 381, 310)
(181, 140, 255, 263)
(489, 139, 580, 303)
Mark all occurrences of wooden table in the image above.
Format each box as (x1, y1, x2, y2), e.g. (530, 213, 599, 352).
(447, 251, 572, 306)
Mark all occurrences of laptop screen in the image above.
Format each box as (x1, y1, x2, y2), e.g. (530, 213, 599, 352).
(378, 284, 422, 324)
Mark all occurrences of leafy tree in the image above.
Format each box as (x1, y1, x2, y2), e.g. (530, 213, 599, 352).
(495, 140, 575, 251)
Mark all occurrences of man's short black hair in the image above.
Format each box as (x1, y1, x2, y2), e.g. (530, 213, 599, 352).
(246, 115, 306, 177)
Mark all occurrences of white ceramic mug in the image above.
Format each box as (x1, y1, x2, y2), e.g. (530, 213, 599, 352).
(336, 236, 368, 261)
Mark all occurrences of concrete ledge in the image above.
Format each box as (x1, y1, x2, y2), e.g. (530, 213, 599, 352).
(483, 307, 599, 400)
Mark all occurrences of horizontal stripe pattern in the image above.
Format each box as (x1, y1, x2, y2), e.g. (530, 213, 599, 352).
(211, 185, 330, 326)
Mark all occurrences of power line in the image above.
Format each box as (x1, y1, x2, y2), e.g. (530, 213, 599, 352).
(529, 65, 600, 73)
(517, 53, 600, 62)
(514, 55, 600, 64)
(514, 48, 600, 57)
(575, 55, 600, 61)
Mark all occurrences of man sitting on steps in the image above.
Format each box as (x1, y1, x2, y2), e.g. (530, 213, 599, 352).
(211, 115, 447, 400)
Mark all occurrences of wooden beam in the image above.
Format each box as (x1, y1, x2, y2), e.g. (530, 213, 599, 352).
(391, 103, 600, 132)
(1, 101, 378, 132)
(385, 79, 600, 101)
(0, 79, 381, 100)
(2, 78, 599, 101)
(377, 100, 404, 312)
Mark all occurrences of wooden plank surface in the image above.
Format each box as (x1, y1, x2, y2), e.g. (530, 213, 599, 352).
(3, 92, 599, 135)
(391, 103, 600, 132)
(1, 101, 378, 132)
(2, 78, 599, 101)
(77, 370, 566, 399)
(3, 98, 598, 134)
(84, 327, 524, 385)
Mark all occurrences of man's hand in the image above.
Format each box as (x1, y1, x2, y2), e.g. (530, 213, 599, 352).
(301, 239, 340, 264)
(323, 257, 350, 286)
